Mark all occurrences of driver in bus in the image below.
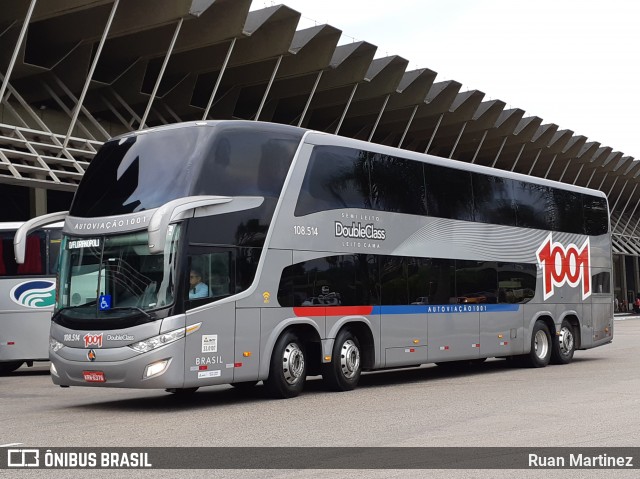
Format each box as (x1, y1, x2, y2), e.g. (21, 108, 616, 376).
(189, 268, 210, 299)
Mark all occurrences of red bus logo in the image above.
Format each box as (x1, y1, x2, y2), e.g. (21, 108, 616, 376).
(83, 333, 103, 348)
(536, 233, 591, 301)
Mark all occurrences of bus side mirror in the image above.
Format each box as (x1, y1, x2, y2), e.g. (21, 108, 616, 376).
(147, 195, 264, 254)
(147, 196, 232, 254)
(147, 196, 264, 254)
(14, 211, 68, 264)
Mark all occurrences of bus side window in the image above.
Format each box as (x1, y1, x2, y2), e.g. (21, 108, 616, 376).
(295, 147, 371, 216)
(17, 235, 44, 275)
(187, 250, 233, 302)
(48, 229, 63, 274)
(0, 236, 6, 275)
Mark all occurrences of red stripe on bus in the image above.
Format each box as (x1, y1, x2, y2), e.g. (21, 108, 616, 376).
(293, 306, 374, 317)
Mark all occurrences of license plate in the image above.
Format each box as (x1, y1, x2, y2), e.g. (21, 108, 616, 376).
(83, 371, 105, 382)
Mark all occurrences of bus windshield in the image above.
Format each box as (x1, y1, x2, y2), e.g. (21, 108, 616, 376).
(57, 226, 180, 320)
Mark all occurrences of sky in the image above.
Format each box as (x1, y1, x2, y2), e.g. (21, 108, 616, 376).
(250, 0, 639, 159)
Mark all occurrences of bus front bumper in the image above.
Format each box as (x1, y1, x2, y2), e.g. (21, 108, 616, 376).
(50, 341, 185, 389)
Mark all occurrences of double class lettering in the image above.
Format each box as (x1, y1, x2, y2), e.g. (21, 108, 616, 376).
(334, 221, 386, 241)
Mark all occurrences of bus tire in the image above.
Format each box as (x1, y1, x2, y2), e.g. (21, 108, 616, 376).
(551, 319, 576, 365)
(323, 329, 361, 391)
(264, 331, 307, 399)
(526, 320, 552, 368)
(0, 361, 23, 375)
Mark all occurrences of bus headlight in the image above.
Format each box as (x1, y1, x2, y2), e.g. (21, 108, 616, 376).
(128, 323, 201, 353)
(128, 328, 184, 353)
(144, 359, 171, 378)
(50, 337, 64, 353)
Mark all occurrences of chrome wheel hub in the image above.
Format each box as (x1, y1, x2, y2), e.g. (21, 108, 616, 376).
(558, 326, 574, 355)
(534, 329, 549, 359)
(282, 342, 305, 385)
(340, 339, 360, 379)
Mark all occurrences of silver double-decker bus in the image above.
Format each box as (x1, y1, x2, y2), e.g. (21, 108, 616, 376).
(1, 222, 62, 374)
(15, 121, 613, 397)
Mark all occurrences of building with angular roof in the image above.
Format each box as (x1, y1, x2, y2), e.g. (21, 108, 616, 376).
(1, 0, 637, 302)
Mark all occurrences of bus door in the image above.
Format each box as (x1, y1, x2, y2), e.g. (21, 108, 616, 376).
(479, 305, 523, 358)
(479, 262, 534, 357)
(183, 247, 236, 387)
(380, 257, 429, 367)
(591, 267, 613, 346)
(427, 260, 480, 362)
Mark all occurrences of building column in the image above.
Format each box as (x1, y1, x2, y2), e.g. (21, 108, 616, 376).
(633, 256, 640, 298)
(30, 187, 47, 217)
(619, 255, 627, 310)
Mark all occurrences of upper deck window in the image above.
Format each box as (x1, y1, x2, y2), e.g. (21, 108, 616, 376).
(71, 128, 205, 217)
(295, 145, 609, 236)
(70, 123, 303, 218)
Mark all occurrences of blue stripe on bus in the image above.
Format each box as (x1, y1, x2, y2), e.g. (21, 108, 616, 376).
(371, 304, 520, 315)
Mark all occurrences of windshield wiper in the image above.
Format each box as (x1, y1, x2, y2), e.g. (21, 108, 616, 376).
(53, 301, 97, 317)
(99, 306, 152, 319)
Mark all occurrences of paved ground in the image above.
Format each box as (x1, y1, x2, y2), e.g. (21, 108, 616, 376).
(2, 317, 639, 479)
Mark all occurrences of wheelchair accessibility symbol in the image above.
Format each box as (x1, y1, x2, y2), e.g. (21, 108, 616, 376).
(99, 294, 112, 311)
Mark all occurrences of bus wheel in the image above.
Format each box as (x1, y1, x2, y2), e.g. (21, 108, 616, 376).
(265, 331, 307, 399)
(323, 329, 361, 391)
(526, 320, 552, 368)
(0, 361, 23, 375)
(551, 319, 576, 365)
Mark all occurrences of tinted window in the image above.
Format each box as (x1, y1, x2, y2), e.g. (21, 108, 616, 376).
(280, 255, 537, 306)
(48, 229, 62, 274)
(472, 174, 516, 227)
(278, 254, 379, 307)
(552, 189, 584, 234)
(236, 247, 261, 293)
(71, 128, 205, 216)
(0, 231, 46, 276)
(370, 154, 427, 215)
(187, 248, 233, 302)
(583, 196, 609, 235)
(592, 271, 611, 294)
(407, 258, 438, 304)
(407, 257, 455, 305)
(295, 146, 372, 216)
(380, 256, 409, 305)
(187, 202, 276, 248)
(294, 145, 607, 236)
(497, 262, 536, 303)
(456, 260, 498, 304)
(512, 181, 552, 230)
(72, 124, 303, 217)
(424, 164, 474, 222)
(193, 129, 300, 198)
(186, 245, 259, 305)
